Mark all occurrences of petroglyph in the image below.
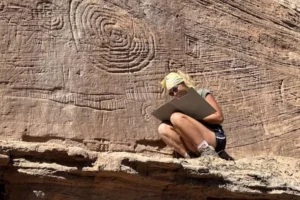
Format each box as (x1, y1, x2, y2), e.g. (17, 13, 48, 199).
(125, 86, 162, 101)
(70, 0, 155, 73)
(4, 89, 126, 112)
(0, 0, 300, 159)
(282, 78, 300, 107)
(83, 139, 110, 152)
(141, 102, 155, 121)
(0, 1, 64, 31)
(185, 35, 199, 58)
(32, 1, 64, 31)
(0, 0, 7, 13)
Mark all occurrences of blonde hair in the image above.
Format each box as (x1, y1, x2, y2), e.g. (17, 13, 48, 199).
(160, 70, 196, 90)
(177, 70, 196, 88)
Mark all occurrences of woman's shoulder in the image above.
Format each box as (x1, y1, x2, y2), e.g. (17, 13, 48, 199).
(196, 88, 211, 99)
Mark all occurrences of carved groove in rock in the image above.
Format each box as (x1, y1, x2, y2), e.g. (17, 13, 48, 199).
(0, 0, 299, 166)
(70, 0, 155, 73)
(0, 1, 64, 31)
(32, 1, 64, 31)
(185, 35, 199, 58)
(5, 89, 126, 112)
(0, 0, 7, 13)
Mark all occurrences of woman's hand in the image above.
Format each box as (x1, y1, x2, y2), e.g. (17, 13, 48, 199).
(202, 94, 224, 124)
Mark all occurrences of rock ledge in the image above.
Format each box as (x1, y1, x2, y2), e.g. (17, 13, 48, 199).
(0, 140, 299, 199)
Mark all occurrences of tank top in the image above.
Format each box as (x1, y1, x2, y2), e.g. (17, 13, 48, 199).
(196, 88, 223, 130)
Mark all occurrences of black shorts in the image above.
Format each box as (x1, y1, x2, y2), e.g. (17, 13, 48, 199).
(161, 120, 227, 153)
(209, 126, 226, 153)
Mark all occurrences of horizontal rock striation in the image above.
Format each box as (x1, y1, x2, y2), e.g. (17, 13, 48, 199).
(0, 0, 300, 198)
(0, 0, 299, 159)
(0, 140, 299, 200)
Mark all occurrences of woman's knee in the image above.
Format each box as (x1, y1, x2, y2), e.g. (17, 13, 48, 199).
(170, 112, 186, 126)
(158, 123, 172, 137)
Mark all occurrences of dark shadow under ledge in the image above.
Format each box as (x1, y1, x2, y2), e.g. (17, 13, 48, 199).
(0, 140, 299, 200)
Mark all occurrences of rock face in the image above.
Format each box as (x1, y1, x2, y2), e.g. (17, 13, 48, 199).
(0, 140, 300, 200)
(0, 0, 300, 199)
(0, 0, 300, 158)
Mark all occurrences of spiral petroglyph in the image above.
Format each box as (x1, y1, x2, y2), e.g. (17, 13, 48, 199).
(70, 0, 155, 73)
(33, 1, 64, 30)
(141, 102, 154, 121)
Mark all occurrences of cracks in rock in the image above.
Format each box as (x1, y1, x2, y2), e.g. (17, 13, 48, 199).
(228, 128, 299, 149)
(220, 0, 264, 21)
(9, 150, 95, 169)
(4, 88, 126, 112)
(0, 139, 299, 199)
(247, 184, 300, 195)
(0, 148, 299, 199)
(21, 135, 75, 143)
(135, 139, 167, 150)
(120, 158, 228, 186)
(281, 19, 298, 28)
(0, 141, 97, 170)
(0, 152, 11, 199)
(220, 0, 300, 33)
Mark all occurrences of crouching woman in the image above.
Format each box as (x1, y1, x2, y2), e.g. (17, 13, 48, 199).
(158, 71, 227, 159)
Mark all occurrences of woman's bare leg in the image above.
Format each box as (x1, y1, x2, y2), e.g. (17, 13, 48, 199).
(175, 128, 199, 155)
(170, 112, 217, 148)
(158, 123, 192, 157)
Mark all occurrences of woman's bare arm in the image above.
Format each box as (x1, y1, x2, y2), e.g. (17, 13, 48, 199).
(202, 94, 224, 124)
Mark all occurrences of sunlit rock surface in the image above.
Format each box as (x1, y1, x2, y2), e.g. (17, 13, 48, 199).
(0, 141, 299, 200)
(0, 0, 300, 199)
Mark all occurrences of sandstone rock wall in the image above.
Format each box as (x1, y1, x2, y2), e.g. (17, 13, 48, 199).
(0, 141, 300, 200)
(0, 0, 299, 159)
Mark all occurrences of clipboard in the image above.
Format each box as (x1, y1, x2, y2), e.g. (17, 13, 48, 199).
(151, 88, 216, 121)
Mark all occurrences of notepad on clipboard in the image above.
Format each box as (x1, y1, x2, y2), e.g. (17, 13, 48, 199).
(151, 88, 216, 122)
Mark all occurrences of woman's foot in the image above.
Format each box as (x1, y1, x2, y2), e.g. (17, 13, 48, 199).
(199, 145, 218, 157)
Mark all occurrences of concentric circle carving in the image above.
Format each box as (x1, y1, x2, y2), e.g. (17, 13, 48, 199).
(70, 0, 155, 73)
